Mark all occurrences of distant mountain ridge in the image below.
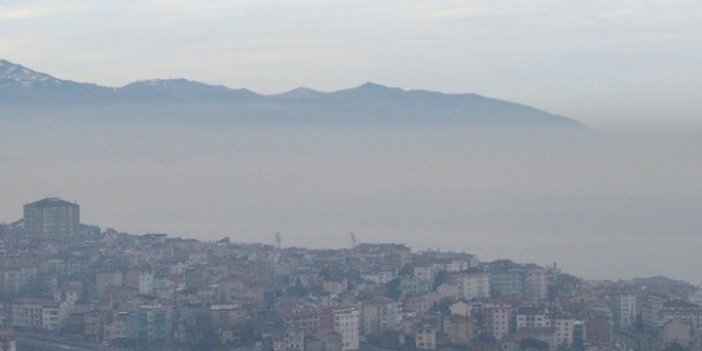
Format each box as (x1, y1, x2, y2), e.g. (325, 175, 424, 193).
(0, 59, 589, 131)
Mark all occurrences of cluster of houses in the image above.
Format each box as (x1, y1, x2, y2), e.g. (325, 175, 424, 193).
(0, 200, 701, 351)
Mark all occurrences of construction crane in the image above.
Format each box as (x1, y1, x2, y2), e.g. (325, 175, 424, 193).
(349, 232, 357, 249)
(275, 232, 281, 250)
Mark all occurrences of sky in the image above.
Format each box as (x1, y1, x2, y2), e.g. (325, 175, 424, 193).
(2, 1, 702, 281)
(2, 121, 702, 281)
(1, 0, 701, 129)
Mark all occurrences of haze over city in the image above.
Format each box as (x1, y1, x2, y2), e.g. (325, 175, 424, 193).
(1, 1, 701, 282)
(4, 2, 702, 351)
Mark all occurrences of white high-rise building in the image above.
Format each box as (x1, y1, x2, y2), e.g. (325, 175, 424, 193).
(334, 307, 360, 351)
(613, 294, 637, 327)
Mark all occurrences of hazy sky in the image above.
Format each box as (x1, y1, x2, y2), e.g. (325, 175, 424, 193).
(2, 121, 702, 281)
(1, 0, 701, 128)
(2, 2, 702, 280)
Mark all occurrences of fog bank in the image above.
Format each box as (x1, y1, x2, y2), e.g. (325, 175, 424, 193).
(1, 119, 700, 282)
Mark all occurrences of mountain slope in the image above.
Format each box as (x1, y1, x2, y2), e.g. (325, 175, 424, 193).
(0, 59, 588, 130)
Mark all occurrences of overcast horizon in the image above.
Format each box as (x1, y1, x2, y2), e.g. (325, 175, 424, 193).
(3, 1, 702, 283)
(1, 120, 701, 283)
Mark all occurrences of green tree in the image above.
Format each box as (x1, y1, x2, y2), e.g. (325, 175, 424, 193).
(662, 343, 686, 351)
(519, 337, 550, 351)
(386, 278, 402, 299)
(432, 270, 447, 290)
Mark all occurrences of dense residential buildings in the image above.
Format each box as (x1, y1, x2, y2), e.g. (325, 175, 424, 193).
(0, 331, 15, 351)
(0, 198, 700, 351)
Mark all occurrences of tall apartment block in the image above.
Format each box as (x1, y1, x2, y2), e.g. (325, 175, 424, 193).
(23, 198, 80, 241)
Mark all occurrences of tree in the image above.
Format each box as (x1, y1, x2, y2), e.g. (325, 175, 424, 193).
(19, 275, 51, 299)
(519, 337, 550, 351)
(285, 278, 309, 297)
(432, 270, 447, 290)
(367, 331, 401, 349)
(399, 263, 415, 276)
(662, 343, 686, 351)
(386, 278, 402, 299)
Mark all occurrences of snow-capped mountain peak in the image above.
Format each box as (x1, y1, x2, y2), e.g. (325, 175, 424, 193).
(0, 59, 63, 87)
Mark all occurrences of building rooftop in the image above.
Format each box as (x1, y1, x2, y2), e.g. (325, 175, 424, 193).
(25, 197, 78, 208)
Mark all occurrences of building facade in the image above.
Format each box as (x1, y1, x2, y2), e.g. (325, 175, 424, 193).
(333, 307, 360, 351)
(23, 198, 80, 241)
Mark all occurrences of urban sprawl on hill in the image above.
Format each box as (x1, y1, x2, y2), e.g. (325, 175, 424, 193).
(0, 198, 698, 351)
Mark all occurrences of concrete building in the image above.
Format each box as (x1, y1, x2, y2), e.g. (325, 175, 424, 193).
(660, 300, 702, 328)
(285, 329, 305, 351)
(554, 318, 576, 347)
(132, 305, 172, 345)
(449, 301, 471, 317)
(443, 315, 474, 346)
(0, 331, 15, 351)
(522, 268, 547, 303)
(516, 308, 550, 330)
(12, 299, 70, 331)
(95, 271, 123, 298)
(490, 270, 523, 298)
(488, 265, 547, 303)
(642, 294, 666, 328)
(514, 327, 556, 350)
(662, 321, 693, 350)
(0, 264, 38, 294)
(459, 273, 490, 300)
(138, 272, 155, 295)
(53, 282, 81, 306)
(482, 303, 513, 340)
(413, 266, 434, 292)
(277, 300, 326, 336)
(361, 297, 400, 335)
(11, 300, 42, 329)
(415, 325, 437, 350)
(23, 198, 80, 241)
(612, 294, 637, 328)
(333, 307, 360, 351)
(585, 316, 612, 350)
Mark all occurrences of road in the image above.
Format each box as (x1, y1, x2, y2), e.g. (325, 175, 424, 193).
(15, 333, 117, 351)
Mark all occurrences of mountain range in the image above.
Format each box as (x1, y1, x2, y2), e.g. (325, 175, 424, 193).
(0, 59, 588, 130)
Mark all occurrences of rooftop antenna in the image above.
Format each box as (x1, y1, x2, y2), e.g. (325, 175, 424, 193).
(275, 232, 282, 250)
(349, 232, 357, 249)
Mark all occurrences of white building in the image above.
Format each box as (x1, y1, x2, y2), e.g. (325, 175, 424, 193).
(612, 294, 637, 327)
(516, 310, 551, 330)
(12, 299, 70, 331)
(459, 273, 490, 300)
(414, 266, 434, 282)
(362, 271, 396, 285)
(554, 318, 575, 347)
(522, 268, 547, 303)
(449, 301, 471, 317)
(415, 326, 437, 350)
(138, 272, 154, 295)
(334, 307, 360, 351)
